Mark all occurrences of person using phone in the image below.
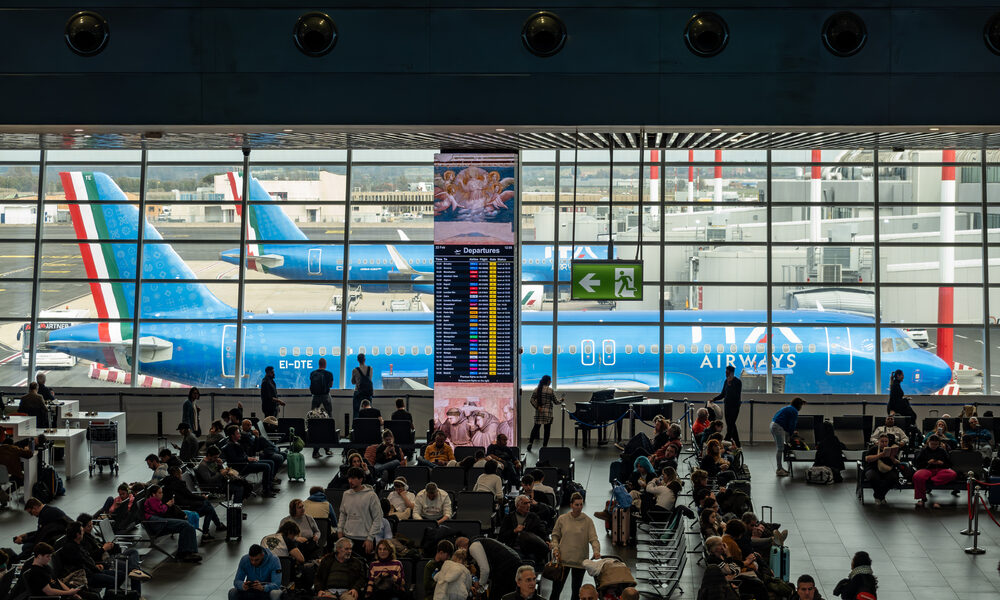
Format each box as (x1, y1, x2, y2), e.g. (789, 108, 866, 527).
(231, 544, 282, 600)
(864, 433, 902, 506)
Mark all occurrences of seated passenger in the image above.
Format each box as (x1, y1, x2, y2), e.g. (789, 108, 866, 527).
(433, 548, 472, 600)
(913, 434, 957, 509)
(923, 420, 958, 450)
(628, 456, 655, 492)
(303, 486, 338, 525)
(12, 542, 99, 600)
(315, 538, 367, 599)
(498, 495, 549, 566)
(142, 485, 203, 563)
(329, 453, 376, 489)
(414, 483, 452, 524)
(863, 433, 902, 506)
(366, 539, 406, 600)
(373, 430, 406, 483)
(281, 498, 322, 560)
(703, 535, 768, 600)
(965, 416, 993, 450)
(387, 478, 416, 521)
(162, 466, 226, 536)
(691, 408, 711, 437)
(699, 439, 731, 477)
(231, 544, 282, 600)
(699, 508, 723, 539)
(870, 414, 909, 448)
(14, 498, 69, 558)
(812, 422, 847, 484)
(472, 460, 505, 501)
(419, 431, 455, 468)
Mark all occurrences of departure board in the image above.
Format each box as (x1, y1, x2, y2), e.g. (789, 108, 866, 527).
(433, 152, 518, 446)
(434, 246, 516, 382)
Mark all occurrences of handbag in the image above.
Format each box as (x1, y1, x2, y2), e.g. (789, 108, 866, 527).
(541, 555, 565, 582)
(877, 460, 893, 474)
(61, 568, 88, 589)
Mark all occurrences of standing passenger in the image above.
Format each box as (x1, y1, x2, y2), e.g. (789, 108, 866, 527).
(352, 354, 374, 420)
(182, 387, 202, 437)
(770, 397, 804, 477)
(549, 493, 599, 600)
(310, 358, 335, 458)
(527, 376, 555, 453)
(713, 366, 743, 449)
(260, 366, 284, 419)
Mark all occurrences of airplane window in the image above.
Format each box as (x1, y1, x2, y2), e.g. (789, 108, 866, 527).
(398, 346, 405, 355)
(362, 259, 368, 265)
(424, 345, 432, 355)
(359, 345, 367, 355)
(557, 346, 563, 354)
(319, 347, 327, 356)
(782, 344, 790, 353)
(638, 345, 645, 354)
(691, 345, 698, 354)
(385, 346, 393, 356)
(677, 345, 685, 354)
(808, 344, 816, 353)
(336, 259, 342, 265)
(795, 344, 803, 353)
(292, 347, 300, 356)
(371, 346, 379, 356)
(881, 338, 893, 353)
(332, 347, 341, 356)
(717, 344, 724, 353)
(744, 344, 751, 353)
(543, 346, 551, 355)
(305, 347, 314, 356)
(411, 346, 418, 355)
(529, 345, 537, 354)
(704, 344, 711, 353)
(664, 344, 672, 354)
(279, 347, 287, 357)
(569, 345, 577, 354)
(894, 338, 910, 352)
(625, 344, 633, 354)
(730, 344, 737, 353)
(651, 344, 658, 354)
(756, 343, 765, 353)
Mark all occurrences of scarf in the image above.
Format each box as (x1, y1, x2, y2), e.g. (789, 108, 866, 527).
(848, 565, 874, 579)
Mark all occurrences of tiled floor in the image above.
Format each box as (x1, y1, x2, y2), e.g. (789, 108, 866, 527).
(1, 438, 998, 599)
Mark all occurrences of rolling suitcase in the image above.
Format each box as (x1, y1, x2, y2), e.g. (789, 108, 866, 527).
(287, 451, 306, 482)
(989, 477, 1000, 507)
(769, 545, 790, 582)
(224, 502, 245, 542)
(608, 459, 622, 484)
(611, 506, 631, 546)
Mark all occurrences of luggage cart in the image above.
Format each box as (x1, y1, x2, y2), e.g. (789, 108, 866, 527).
(87, 420, 119, 476)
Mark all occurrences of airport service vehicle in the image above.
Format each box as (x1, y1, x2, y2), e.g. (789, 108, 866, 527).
(45, 172, 953, 395)
(17, 309, 90, 368)
(904, 328, 930, 347)
(214, 172, 606, 293)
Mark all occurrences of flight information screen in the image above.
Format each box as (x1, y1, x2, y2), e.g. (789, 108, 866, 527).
(434, 246, 515, 382)
(433, 152, 518, 446)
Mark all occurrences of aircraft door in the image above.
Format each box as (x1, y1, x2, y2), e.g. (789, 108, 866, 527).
(581, 339, 595, 366)
(308, 248, 322, 275)
(222, 324, 246, 379)
(825, 327, 853, 375)
(602, 339, 616, 366)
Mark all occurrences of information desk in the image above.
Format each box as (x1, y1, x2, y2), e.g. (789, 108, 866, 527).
(63, 411, 127, 453)
(40, 428, 88, 480)
(1, 415, 37, 441)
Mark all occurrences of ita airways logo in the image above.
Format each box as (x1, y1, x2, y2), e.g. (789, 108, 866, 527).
(614, 268, 636, 298)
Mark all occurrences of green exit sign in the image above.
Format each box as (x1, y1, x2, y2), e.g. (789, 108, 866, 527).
(570, 260, 644, 301)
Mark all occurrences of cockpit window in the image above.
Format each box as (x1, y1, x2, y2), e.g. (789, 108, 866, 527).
(881, 338, 893, 353)
(895, 337, 916, 351)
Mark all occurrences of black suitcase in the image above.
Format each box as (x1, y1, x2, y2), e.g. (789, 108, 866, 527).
(225, 502, 245, 542)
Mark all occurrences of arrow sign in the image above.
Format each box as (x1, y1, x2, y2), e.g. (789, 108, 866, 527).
(570, 260, 644, 301)
(579, 272, 600, 293)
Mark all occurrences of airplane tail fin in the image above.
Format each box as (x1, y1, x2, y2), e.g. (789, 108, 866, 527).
(226, 171, 309, 242)
(60, 172, 236, 325)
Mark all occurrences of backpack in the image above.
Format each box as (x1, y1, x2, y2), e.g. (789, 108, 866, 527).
(806, 466, 834, 485)
(307, 407, 329, 420)
(309, 370, 328, 395)
(611, 481, 633, 508)
(288, 427, 305, 453)
(562, 481, 587, 506)
(354, 366, 374, 399)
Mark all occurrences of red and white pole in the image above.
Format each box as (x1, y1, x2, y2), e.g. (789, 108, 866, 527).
(937, 149, 956, 366)
(810, 149, 823, 242)
(649, 149, 660, 208)
(713, 149, 723, 214)
(687, 149, 694, 213)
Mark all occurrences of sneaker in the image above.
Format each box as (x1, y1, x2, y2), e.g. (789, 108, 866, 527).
(775, 468, 790, 477)
(128, 568, 152, 581)
(613, 442, 625, 451)
(325, 449, 333, 456)
(772, 529, 788, 546)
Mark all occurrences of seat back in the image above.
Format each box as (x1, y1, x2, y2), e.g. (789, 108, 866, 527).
(466, 467, 486, 490)
(873, 415, 913, 431)
(0, 465, 9, 486)
(532, 466, 563, 493)
(538, 446, 573, 476)
(325, 488, 346, 516)
(832, 416, 867, 450)
(413, 558, 430, 600)
(454, 446, 484, 462)
(396, 519, 436, 546)
(429, 467, 465, 492)
(386, 420, 415, 446)
(456, 491, 496, 532)
(796, 415, 822, 447)
(315, 516, 330, 550)
(352, 418, 383, 445)
(277, 417, 307, 442)
(949, 449, 985, 479)
(307, 418, 339, 446)
(445, 519, 483, 540)
(397, 466, 431, 491)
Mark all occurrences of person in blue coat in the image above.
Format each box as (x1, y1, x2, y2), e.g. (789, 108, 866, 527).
(231, 544, 282, 600)
(770, 397, 805, 477)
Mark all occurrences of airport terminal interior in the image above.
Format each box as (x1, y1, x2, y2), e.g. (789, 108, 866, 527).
(4, 2, 1000, 600)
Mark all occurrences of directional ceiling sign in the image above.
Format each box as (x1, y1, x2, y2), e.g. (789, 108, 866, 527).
(571, 260, 644, 301)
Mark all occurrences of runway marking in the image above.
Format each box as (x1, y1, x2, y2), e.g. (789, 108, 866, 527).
(956, 334, 968, 339)
(0, 352, 21, 366)
(325, 229, 344, 234)
(0, 265, 33, 277)
(42, 270, 70, 274)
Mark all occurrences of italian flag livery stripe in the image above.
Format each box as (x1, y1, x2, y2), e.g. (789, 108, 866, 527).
(226, 171, 265, 272)
(60, 172, 133, 344)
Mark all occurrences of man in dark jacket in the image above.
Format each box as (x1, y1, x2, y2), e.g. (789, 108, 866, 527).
(832, 552, 877, 600)
(260, 366, 284, 418)
(161, 467, 225, 537)
(498, 495, 549, 566)
(14, 498, 69, 557)
(18, 382, 49, 429)
(790, 574, 823, 599)
(712, 365, 742, 448)
(175, 422, 199, 463)
(221, 427, 277, 497)
(461, 536, 524, 600)
(75, 513, 150, 592)
(500, 565, 545, 600)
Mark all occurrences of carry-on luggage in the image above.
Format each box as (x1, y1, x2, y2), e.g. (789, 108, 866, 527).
(608, 459, 622, 484)
(769, 545, 791, 582)
(611, 506, 632, 546)
(224, 502, 245, 542)
(989, 476, 1000, 507)
(287, 451, 306, 482)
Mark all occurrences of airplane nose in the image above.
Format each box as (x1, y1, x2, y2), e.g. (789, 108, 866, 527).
(922, 353, 953, 393)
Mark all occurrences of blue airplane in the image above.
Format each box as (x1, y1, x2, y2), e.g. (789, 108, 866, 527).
(216, 171, 607, 293)
(44, 172, 954, 395)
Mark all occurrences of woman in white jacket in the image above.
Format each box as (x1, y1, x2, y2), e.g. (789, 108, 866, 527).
(387, 478, 416, 521)
(433, 548, 472, 600)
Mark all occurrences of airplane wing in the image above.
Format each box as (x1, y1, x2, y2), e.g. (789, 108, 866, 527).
(401, 377, 432, 391)
(43, 336, 174, 363)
